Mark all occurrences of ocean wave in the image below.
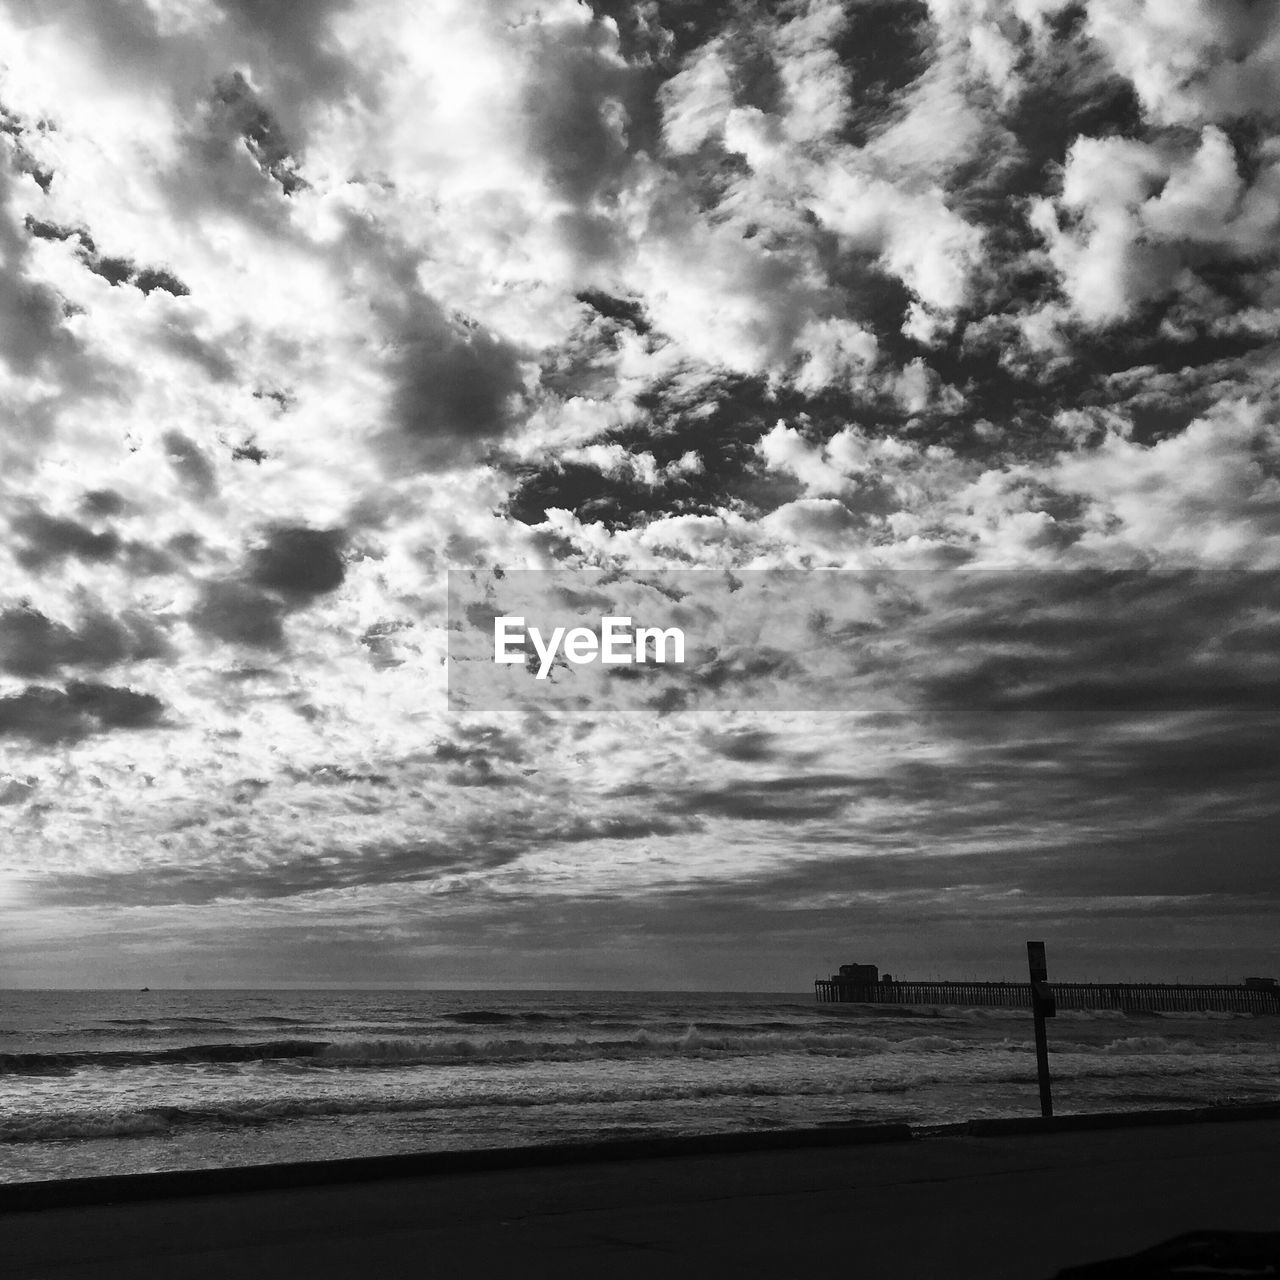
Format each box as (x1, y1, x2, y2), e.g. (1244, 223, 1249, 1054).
(1101, 1036, 1197, 1055)
(1, 1112, 178, 1142)
(315, 1028, 998, 1065)
(101, 1016, 236, 1027)
(0, 1075, 908, 1143)
(0, 1027, 1048, 1077)
(0, 1040, 327, 1075)
(5, 1060, 1274, 1146)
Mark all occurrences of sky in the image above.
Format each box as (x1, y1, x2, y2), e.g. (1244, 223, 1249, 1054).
(1, 0, 1278, 988)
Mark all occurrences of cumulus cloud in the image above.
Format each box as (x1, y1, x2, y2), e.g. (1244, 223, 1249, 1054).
(1052, 400, 1280, 565)
(1030, 126, 1280, 325)
(1084, 0, 1280, 127)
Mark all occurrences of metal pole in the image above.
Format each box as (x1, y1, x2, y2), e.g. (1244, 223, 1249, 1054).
(1027, 940, 1054, 1118)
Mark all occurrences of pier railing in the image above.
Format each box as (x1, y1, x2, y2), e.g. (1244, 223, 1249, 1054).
(814, 978, 1280, 1014)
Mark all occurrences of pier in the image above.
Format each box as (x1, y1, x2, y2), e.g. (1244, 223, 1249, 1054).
(815, 967, 1280, 1014)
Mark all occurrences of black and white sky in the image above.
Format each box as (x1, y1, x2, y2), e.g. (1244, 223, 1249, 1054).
(1, 0, 1278, 988)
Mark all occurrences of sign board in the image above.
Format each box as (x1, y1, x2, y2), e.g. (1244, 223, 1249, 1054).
(1026, 940, 1047, 981)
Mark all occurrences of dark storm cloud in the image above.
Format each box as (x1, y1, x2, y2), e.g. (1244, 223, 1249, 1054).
(63, 679, 165, 728)
(10, 509, 121, 567)
(0, 606, 171, 677)
(188, 527, 347, 650)
(8, 504, 190, 578)
(189, 581, 288, 650)
(383, 307, 528, 469)
(0, 681, 163, 744)
(248, 526, 346, 597)
(0, 687, 89, 744)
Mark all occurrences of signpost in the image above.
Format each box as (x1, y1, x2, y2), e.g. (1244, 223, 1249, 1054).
(1027, 940, 1055, 1118)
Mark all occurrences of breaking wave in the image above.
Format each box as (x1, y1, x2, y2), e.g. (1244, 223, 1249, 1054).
(0, 1028, 1017, 1076)
(0, 1041, 327, 1075)
(0, 1072, 984, 1144)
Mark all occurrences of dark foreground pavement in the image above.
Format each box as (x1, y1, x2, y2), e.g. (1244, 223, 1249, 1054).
(3, 1118, 1278, 1279)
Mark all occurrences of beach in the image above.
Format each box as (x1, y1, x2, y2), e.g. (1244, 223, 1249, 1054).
(4, 1112, 1278, 1279)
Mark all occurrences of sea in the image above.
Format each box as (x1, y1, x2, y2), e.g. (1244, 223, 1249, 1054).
(3, 989, 1279, 1185)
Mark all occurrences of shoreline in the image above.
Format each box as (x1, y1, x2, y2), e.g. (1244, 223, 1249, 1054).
(4, 1098, 1279, 1212)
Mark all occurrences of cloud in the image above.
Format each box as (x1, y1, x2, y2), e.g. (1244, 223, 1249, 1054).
(382, 308, 531, 469)
(0, 681, 164, 744)
(2, 0, 1279, 984)
(189, 581, 288, 650)
(658, 37, 737, 153)
(163, 431, 218, 498)
(519, 11, 633, 207)
(0, 606, 170, 677)
(1051, 400, 1280, 564)
(0, 168, 73, 376)
(1084, 0, 1280, 127)
(1030, 127, 1280, 326)
(0, 773, 37, 805)
(9, 508, 121, 568)
(671, 772, 861, 822)
(249, 526, 346, 597)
